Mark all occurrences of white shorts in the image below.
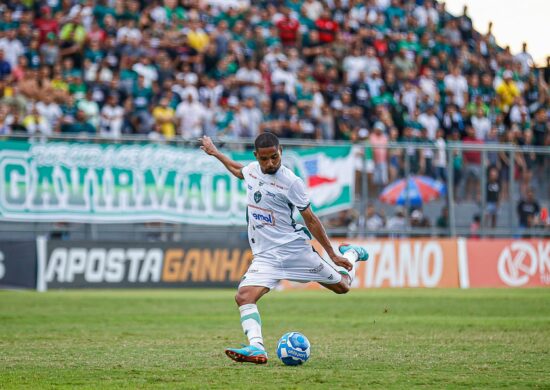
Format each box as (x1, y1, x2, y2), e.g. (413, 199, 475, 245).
(239, 239, 343, 290)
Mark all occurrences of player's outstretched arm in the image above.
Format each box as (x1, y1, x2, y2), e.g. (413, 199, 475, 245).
(198, 136, 244, 179)
(300, 207, 352, 271)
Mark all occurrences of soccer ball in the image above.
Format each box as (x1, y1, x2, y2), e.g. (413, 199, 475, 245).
(276, 332, 311, 366)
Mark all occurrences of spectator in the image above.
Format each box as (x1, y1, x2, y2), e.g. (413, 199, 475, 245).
(23, 105, 52, 136)
(471, 107, 491, 141)
(485, 167, 501, 228)
(517, 188, 540, 229)
(470, 214, 481, 238)
(495, 70, 520, 114)
(436, 206, 449, 233)
(276, 8, 300, 48)
(462, 125, 483, 201)
(100, 94, 124, 139)
(410, 209, 431, 230)
(36, 94, 62, 132)
(176, 94, 206, 139)
(364, 203, 385, 233)
(0, 28, 24, 68)
(370, 121, 389, 189)
(0, 50, 12, 79)
(65, 110, 96, 134)
(387, 206, 408, 236)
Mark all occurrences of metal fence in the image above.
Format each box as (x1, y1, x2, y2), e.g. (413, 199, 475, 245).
(0, 134, 549, 240)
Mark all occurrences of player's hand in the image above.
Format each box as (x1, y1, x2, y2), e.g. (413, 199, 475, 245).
(198, 136, 218, 156)
(331, 255, 352, 271)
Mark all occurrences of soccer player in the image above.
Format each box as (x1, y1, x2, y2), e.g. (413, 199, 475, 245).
(199, 133, 369, 364)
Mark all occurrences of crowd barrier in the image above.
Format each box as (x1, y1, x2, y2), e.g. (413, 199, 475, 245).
(0, 238, 548, 290)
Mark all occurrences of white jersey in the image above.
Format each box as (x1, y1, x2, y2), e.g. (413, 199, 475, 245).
(242, 162, 311, 255)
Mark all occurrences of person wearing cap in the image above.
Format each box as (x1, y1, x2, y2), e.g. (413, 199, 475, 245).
(496, 70, 520, 113)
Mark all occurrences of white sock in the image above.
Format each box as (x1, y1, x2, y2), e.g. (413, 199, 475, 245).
(239, 304, 264, 350)
(336, 249, 359, 282)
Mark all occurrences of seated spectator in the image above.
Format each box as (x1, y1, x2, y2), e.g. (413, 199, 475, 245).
(364, 203, 385, 233)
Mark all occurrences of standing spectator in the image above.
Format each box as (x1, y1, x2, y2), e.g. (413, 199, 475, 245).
(370, 122, 389, 190)
(77, 90, 100, 130)
(495, 70, 520, 114)
(34, 6, 59, 44)
(315, 10, 338, 44)
(276, 8, 300, 48)
(515, 42, 534, 76)
(517, 188, 540, 229)
(23, 105, 52, 136)
(36, 94, 62, 132)
(0, 50, 12, 79)
(100, 94, 124, 139)
(0, 28, 25, 68)
(462, 125, 483, 201)
(152, 97, 176, 140)
(235, 60, 263, 101)
(236, 97, 263, 138)
(417, 104, 439, 140)
(176, 94, 206, 138)
(434, 128, 447, 182)
(66, 110, 96, 134)
(471, 107, 491, 141)
(485, 167, 501, 228)
(444, 65, 468, 109)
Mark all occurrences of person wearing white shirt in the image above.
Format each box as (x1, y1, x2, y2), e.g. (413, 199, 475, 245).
(515, 43, 534, 76)
(100, 95, 124, 139)
(176, 94, 206, 138)
(419, 69, 437, 101)
(444, 66, 468, 108)
(302, 0, 323, 21)
(417, 105, 439, 140)
(0, 29, 24, 68)
(413, 0, 439, 27)
(471, 108, 491, 141)
(236, 97, 263, 138)
(271, 59, 296, 97)
(36, 95, 63, 131)
(343, 47, 368, 85)
(132, 58, 158, 88)
(236, 60, 263, 100)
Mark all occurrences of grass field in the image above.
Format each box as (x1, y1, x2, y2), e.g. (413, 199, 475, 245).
(1, 289, 549, 389)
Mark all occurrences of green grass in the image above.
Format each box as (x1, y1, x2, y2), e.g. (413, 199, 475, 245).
(1, 289, 549, 389)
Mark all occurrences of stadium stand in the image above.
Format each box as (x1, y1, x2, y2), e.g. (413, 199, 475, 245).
(0, 0, 548, 236)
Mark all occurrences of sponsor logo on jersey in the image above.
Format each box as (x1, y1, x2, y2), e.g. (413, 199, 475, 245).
(248, 205, 275, 226)
(265, 191, 276, 198)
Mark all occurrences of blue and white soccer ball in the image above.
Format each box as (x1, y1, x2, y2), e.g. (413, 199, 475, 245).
(276, 332, 311, 366)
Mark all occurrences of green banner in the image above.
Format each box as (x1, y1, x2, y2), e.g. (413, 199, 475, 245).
(0, 141, 354, 224)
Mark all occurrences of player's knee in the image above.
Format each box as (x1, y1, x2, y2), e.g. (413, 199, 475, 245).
(334, 282, 349, 294)
(235, 291, 254, 306)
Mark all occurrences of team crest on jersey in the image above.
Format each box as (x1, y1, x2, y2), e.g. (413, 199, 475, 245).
(254, 190, 262, 203)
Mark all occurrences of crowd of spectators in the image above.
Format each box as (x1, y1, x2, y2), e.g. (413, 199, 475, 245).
(0, 0, 548, 207)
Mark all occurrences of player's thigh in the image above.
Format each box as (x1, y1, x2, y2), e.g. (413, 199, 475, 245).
(279, 240, 342, 284)
(239, 253, 281, 291)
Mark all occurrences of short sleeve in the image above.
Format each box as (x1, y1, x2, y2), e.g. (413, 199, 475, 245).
(241, 162, 254, 183)
(287, 178, 310, 211)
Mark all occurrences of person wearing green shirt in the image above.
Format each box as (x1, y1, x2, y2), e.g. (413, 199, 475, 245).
(65, 110, 96, 134)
